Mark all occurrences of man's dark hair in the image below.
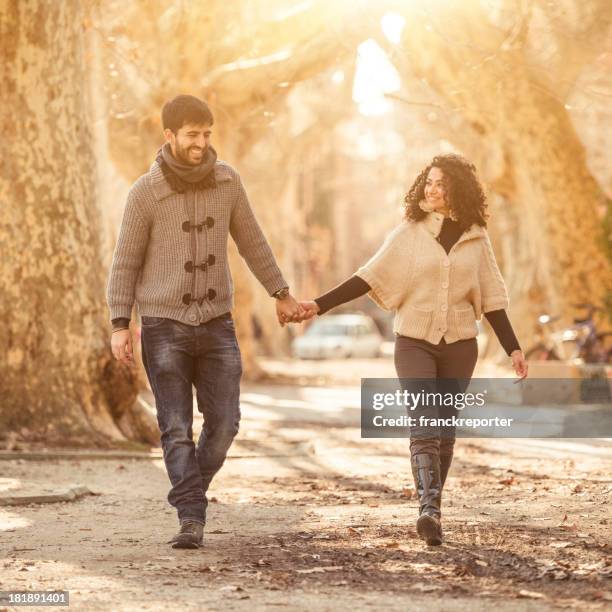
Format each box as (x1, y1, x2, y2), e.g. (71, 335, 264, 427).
(161, 95, 214, 133)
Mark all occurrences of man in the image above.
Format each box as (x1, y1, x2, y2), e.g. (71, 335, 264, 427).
(107, 94, 303, 549)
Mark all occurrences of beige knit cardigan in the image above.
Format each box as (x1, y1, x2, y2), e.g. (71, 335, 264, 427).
(106, 159, 287, 326)
(355, 211, 509, 344)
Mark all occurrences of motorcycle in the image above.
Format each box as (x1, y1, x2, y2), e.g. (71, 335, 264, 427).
(525, 303, 612, 364)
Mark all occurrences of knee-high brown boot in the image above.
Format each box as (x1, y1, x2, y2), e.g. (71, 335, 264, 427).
(411, 453, 443, 546)
(440, 453, 453, 490)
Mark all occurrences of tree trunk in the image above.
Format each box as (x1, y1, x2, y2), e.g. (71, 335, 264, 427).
(0, 0, 157, 447)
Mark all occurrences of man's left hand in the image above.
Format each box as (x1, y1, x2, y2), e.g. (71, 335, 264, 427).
(276, 293, 306, 326)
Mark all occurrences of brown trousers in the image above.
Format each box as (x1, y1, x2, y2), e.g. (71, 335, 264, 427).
(394, 335, 478, 456)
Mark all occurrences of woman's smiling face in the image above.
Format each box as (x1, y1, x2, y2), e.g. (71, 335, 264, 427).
(424, 166, 448, 211)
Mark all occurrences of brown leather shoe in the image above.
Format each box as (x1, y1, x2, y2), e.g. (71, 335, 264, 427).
(170, 520, 204, 549)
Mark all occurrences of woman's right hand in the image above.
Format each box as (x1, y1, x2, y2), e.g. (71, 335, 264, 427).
(298, 300, 320, 321)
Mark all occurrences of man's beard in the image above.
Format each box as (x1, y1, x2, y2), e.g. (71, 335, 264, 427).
(175, 142, 205, 166)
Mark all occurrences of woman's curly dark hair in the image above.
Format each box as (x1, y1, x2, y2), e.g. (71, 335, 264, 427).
(404, 154, 488, 231)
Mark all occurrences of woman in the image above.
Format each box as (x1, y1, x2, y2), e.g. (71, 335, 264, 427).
(299, 154, 528, 546)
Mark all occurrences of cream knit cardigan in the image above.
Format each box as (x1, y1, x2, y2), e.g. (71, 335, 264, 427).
(355, 211, 509, 344)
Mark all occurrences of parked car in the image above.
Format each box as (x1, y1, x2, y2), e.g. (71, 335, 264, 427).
(292, 314, 383, 359)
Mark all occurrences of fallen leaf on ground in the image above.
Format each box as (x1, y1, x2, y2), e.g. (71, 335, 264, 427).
(559, 523, 578, 532)
(592, 591, 612, 601)
(517, 590, 544, 599)
(295, 566, 343, 574)
(219, 585, 243, 592)
(411, 583, 442, 592)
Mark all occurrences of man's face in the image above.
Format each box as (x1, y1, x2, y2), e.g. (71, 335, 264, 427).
(164, 122, 212, 166)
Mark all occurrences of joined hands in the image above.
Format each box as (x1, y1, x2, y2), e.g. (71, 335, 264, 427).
(275, 296, 320, 327)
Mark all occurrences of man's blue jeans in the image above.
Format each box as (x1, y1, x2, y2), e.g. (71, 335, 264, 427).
(140, 312, 242, 525)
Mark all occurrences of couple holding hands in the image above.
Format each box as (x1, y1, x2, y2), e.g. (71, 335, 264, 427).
(108, 94, 527, 549)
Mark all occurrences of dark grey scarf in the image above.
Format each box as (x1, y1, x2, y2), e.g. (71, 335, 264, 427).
(157, 142, 218, 192)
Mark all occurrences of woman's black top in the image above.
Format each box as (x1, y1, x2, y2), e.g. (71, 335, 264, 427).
(314, 218, 521, 356)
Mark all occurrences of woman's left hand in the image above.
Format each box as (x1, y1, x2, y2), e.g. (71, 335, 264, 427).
(511, 349, 528, 380)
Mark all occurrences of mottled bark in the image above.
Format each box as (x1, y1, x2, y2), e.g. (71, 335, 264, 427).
(0, 0, 156, 446)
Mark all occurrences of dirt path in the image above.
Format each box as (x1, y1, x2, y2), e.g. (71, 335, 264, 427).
(1, 363, 611, 611)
